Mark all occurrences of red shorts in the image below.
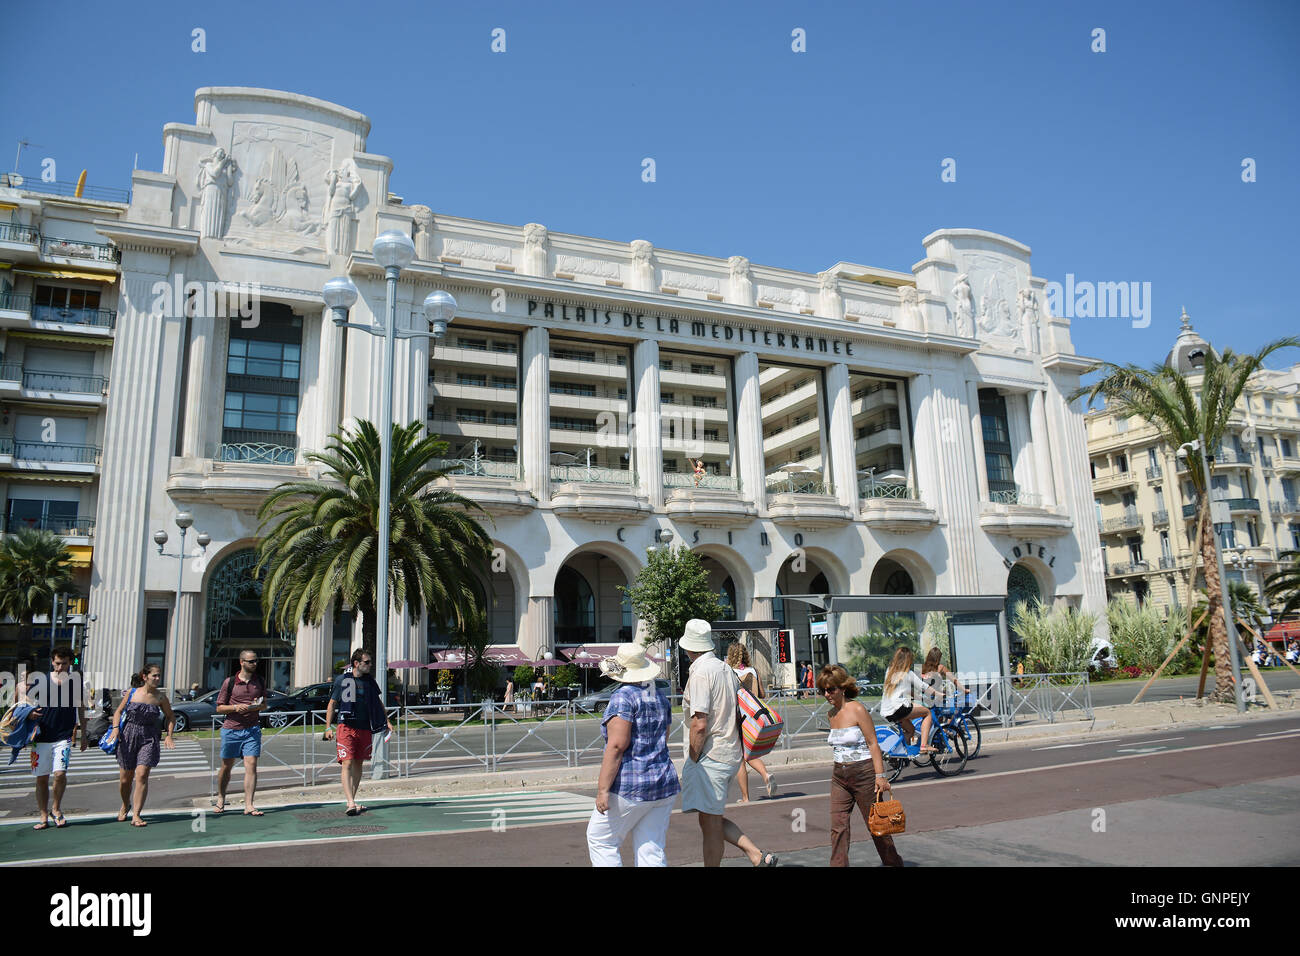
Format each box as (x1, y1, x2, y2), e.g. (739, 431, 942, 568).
(336, 725, 373, 763)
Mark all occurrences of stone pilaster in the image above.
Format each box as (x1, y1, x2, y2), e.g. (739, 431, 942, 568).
(521, 327, 550, 503)
(967, 380, 991, 503)
(180, 313, 213, 458)
(1046, 377, 1107, 621)
(634, 338, 663, 508)
(171, 591, 203, 691)
(825, 363, 857, 508)
(522, 596, 554, 659)
(735, 351, 765, 508)
(1030, 389, 1057, 507)
(294, 609, 331, 686)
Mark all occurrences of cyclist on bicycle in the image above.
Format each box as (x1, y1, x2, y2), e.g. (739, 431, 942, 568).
(881, 647, 935, 754)
(920, 648, 968, 708)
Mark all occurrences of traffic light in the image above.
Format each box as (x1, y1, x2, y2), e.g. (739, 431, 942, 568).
(777, 630, 792, 664)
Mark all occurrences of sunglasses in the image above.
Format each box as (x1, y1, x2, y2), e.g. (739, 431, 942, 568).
(357, 659, 373, 666)
(241, 659, 259, 665)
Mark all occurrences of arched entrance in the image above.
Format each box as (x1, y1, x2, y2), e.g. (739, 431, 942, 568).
(554, 552, 633, 647)
(774, 557, 832, 670)
(1005, 562, 1042, 657)
(204, 549, 294, 691)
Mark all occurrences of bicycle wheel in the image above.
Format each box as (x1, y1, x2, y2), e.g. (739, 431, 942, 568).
(961, 713, 982, 758)
(929, 724, 969, 776)
(886, 756, 908, 783)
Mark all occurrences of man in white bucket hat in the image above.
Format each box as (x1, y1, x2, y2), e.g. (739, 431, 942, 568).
(679, 619, 778, 866)
(586, 642, 680, 866)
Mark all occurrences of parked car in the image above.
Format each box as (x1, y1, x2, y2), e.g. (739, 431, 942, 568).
(1088, 637, 1118, 672)
(170, 688, 297, 732)
(574, 679, 671, 714)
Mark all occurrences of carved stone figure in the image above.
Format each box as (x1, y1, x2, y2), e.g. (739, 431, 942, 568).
(817, 271, 843, 320)
(196, 148, 237, 239)
(899, 285, 924, 330)
(411, 205, 435, 260)
(1018, 288, 1040, 352)
(322, 163, 361, 255)
(629, 239, 654, 291)
(279, 183, 319, 235)
(951, 273, 974, 337)
(728, 255, 754, 307)
(237, 177, 276, 227)
(523, 222, 548, 276)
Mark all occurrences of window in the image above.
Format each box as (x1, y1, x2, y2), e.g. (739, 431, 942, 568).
(1122, 492, 1137, 509)
(979, 390, 1015, 493)
(662, 458, 678, 473)
(1090, 461, 1097, 480)
(1116, 454, 1128, 473)
(691, 363, 716, 375)
(33, 284, 101, 316)
(5, 498, 78, 532)
(227, 339, 300, 379)
(692, 396, 717, 408)
(1217, 523, 1237, 550)
(491, 447, 517, 462)
(144, 608, 168, 674)
(550, 416, 596, 432)
(660, 392, 675, 405)
(1283, 438, 1295, 458)
(552, 348, 595, 363)
(1160, 530, 1171, 559)
(795, 446, 814, 460)
(456, 336, 488, 351)
(1247, 521, 1259, 547)
(491, 375, 516, 389)
(223, 392, 298, 432)
(1127, 537, 1143, 563)
(489, 340, 517, 354)
(551, 381, 595, 397)
(455, 407, 487, 423)
(1148, 447, 1159, 468)
(491, 411, 517, 426)
(457, 373, 487, 386)
(659, 359, 673, 371)
(704, 429, 719, 441)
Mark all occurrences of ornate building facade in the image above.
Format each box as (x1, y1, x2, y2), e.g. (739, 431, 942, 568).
(5, 88, 1107, 689)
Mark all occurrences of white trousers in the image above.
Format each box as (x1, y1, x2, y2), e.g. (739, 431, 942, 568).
(586, 793, 676, 867)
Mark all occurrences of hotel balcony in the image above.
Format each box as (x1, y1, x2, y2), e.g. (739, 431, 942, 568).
(762, 417, 821, 458)
(1092, 470, 1138, 493)
(1151, 509, 1169, 526)
(549, 465, 650, 523)
(1157, 555, 1179, 570)
(760, 380, 818, 419)
(764, 472, 852, 530)
(432, 344, 519, 371)
(854, 426, 903, 457)
(1145, 464, 1163, 481)
(0, 514, 95, 542)
(549, 353, 628, 382)
(0, 366, 109, 406)
(0, 221, 41, 256)
(427, 448, 534, 517)
(0, 438, 101, 474)
(1107, 560, 1151, 578)
(1274, 455, 1300, 475)
(427, 418, 519, 444)
(1269, 498, 1300, 518)
(979, 489, 1073, 537)
(1226, 497, 1261, 514)
(1100, 508, 1143, 534)
(663, 472, 756, 528)
(859, 483, 939, 533)
(1211, 448, 1253, 470)
(39, 235, 120, 270)
(166, 441, 312, 509)
(1182, 503, 1199, 520)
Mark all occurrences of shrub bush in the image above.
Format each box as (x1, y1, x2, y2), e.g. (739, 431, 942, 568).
(1108, 600, 1187, 673)
(1015, 600, 1097, 673)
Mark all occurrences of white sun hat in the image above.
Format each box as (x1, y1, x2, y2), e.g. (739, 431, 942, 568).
(678, 619, 716, 653)
(599, 643, 662, 684)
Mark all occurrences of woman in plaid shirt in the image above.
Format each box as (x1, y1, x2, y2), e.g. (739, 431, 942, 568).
(586, 643, 680, 866)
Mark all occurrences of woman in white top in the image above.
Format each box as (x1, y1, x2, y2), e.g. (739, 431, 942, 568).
(881, 647, 936, 754)
(727, 642, 777, 801)
(818, 664, 903, 867)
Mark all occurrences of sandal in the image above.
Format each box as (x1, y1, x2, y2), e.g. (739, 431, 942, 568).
(53, 812, 67, 828)
(213, 802, 225, 815)
(117, 808, 129, 822)
(32, 821, 49, 831)
(345, 806, 360, 816)
(243, 809, 264, 816)
(130, 819, 148, 827)
(754, 850, 778, 867)
(765, 774, 778, 799)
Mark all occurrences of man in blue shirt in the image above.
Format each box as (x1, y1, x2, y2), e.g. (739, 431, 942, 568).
(323, 649, 393, 816)
(25, 647, 87, 830)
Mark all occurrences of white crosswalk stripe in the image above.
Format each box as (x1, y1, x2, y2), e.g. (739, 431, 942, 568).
(0, 740, 209, 790)
(435, 791, 595, 827)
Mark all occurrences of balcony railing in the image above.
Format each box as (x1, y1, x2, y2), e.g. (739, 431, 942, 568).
(40, 235, 120, 264)
(1211, 447, 1253, 466)
(1227, 497, 1260, 513)
(550, 464, 635, 485)
(0, 291, 33, 314)
(0, 362, 20, 383)
(0, 222, 40, 244)
(32, 304, 117, 329)
(1108, 560, 1150, 576)
(1102, 509, 1142, 533)
(218, 443, 298, 465)
(1182, 503, 1198, 519)
(766, 474, 833, 495)
(1, 175, 131, 203)
(663, 472, 740, 491)
(21, 369, 108, 394)
(1152, 509, 1169, 525)
(988, 489, 1043, 507)
(1158, 555, 1178, 570)
(10, 441, 102, 465)
(859, 481, 916, 500)
(1145, 465, 1163, 480)
(1270, 498, 1300, 517)
(428, 371, 517, 390)
(435, 456, 520, 479)
(1, 515, 95, 536)
(0, 437, 10, 456)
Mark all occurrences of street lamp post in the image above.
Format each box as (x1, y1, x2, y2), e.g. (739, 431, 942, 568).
(1178, 438, 1245, 712)
(154, 513, 210, 698)
(323, 233, 457, 778)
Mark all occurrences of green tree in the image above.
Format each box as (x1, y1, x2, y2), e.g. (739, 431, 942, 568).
(551, 664, 580, 688)
(0, 528, 77, 661)
(453, 606, 501, 700)
(1073, 334, 1299, 701)
(1107, 598, 1186, 672)
(1264, 550, 1300, 618)
(621, 546, 726, 649)
(845, 614, 918, 684)
(256, 420, 495, 660)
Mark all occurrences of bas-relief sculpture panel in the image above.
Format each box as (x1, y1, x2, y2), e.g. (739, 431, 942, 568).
(956, 252, 1031, 346)
(215, 121, 356, 255)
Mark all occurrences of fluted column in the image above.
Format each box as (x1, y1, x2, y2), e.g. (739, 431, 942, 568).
(522, 327, 550, 502)
(735, 351, 765, 507)
(1046, 376, 1107, 621)
(317, 311, 344, 448)
(522, 596, 554, 659)
(172, 591, 203, 690)
(928, 373, 982, 591)
(898, 379, 916, 490)
(1030, 389, 1057, 507)
(825, 363, 857, 508)
(180, 314, 213, 458)
(910, 373, 940, 505)
(294, 608, 331, 686)
(634, 338, 663, 508)
(87, 260, 178, 688)
(967, 380, 991, 503)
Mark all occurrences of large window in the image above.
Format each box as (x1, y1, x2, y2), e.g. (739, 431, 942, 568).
(660, 348, 734, 487)
(428, 325, 522, 475)
(979, 389, 1016, 496)
(221, 306, 302, 458)
(223, 392, 298, 432)
(548, 337, 631, 475)
(850, 371, 908, 498)
(760, 360, 828, 493)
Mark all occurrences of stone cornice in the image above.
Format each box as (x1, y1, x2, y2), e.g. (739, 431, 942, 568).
(1042, 352, 1100, 374)
(95, 220, 199, 256)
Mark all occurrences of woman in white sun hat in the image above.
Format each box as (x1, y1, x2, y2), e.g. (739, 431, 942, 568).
(586, 640, 681, 866)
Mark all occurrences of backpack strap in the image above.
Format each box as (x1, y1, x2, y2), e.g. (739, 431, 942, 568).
(218, 677, 235, 707)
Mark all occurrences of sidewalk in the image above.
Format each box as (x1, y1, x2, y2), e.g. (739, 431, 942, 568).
(187, 690, 1300, 811)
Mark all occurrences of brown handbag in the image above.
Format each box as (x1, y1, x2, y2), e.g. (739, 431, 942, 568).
(868, 791, 906, 837)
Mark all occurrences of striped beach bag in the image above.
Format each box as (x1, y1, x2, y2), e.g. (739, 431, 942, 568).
(736, 686, 784, 760)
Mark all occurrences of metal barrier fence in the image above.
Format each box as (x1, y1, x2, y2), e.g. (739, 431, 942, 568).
(204, 673, 1089, 792)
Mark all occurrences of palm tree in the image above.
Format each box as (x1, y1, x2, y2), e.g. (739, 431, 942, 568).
(1265, 550, 1300, 618)
(1227, 580, 1266, 635)
(0, 528, 77, 660)
(255, 420, 496, 659)
(1073, 332, 1299, 701)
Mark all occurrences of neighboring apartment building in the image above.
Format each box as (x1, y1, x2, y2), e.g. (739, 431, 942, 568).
(1086, 315, 1300, 613)
(7, 87, 1109, 691)
(0, 177, 129, 663)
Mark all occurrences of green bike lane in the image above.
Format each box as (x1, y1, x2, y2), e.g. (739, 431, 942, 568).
(0, 790, 595, 866)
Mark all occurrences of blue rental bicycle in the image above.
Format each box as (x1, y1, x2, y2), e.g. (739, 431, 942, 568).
(932, 691, 982, 759)
(875, 710, 969, 782)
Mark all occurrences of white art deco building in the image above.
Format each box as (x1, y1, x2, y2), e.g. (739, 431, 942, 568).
(2, 88, 1108, 690)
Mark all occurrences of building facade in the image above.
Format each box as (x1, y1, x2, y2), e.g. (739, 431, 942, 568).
(4, 88, 1107, 690)
(1086, 315, 1300, 614)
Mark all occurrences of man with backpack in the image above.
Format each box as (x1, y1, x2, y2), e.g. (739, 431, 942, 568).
(214, 650, 267, 815)
(25, 648, 87, 830)
(678, 620, 778, 867)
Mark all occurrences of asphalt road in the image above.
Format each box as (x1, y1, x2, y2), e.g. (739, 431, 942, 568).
(5, 711, 1297, 867)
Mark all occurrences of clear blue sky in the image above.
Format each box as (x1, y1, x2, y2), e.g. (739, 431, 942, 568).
(3, 0, 1297, 376)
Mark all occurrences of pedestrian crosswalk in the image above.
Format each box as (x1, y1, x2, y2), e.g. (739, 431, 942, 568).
(432, 790, 595, 828)
(0, 740, 209, 790)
